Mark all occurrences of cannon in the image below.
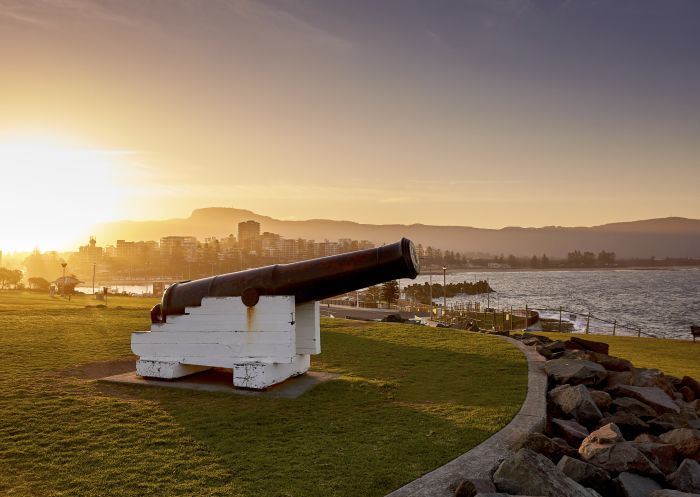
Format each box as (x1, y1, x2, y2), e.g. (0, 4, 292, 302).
(132, 238, 420, 389)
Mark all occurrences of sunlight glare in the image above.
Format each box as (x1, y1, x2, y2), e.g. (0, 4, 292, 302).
(0, 138, 126, 252)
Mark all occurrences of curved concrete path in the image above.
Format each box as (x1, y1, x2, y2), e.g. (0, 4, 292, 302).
(385, 337, 546, 497)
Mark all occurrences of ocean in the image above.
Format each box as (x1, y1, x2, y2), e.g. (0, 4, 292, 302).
(77, 268, 699, 340)
(402, 268, 700, 340)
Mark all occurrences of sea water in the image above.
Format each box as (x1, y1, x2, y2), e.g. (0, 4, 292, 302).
(402, 268, 700, 339)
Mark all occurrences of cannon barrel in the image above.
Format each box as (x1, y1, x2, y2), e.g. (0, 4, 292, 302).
(152, 237, 420, 323)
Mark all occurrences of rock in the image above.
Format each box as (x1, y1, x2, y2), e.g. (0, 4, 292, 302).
(546, 359, 609, 387)
(537, 345, 555, 359)
(523, 337, 542, 346)
(519, 432, 578, 463)
(552, 418, 590, 447)
(634, 369, 678, 399)
(667, 459, 700, 493)
(607, 369, 677, 398)
(617, 472, 662, 497)
(650, 489, 700, 497)
(493, 448, 599, 497)
(650, 415, 683, 435)
(607, 371, 636, 391)
(586, 423, 626, 444)
(612, 398, 660, 420)
(579, 424, 663, 477)
(660, 429, 700, 460)
(616, 386, 681, 415)
(681, 377, 700, 399)
(599, 413, 651, 440)
(680, 387, 696, 403)
(635, 434, 663, 444)
(570, 337, 610, 355)
(557, 455, 616, 496)
(454, 478, 498, 497)
(590, 390, 613, 412)
(589, 353, 635, 373)
(550, 385, 604, 426)
(632, 443, 679, 475)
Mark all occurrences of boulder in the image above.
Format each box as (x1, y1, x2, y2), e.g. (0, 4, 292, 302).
(650, 490, 700, 497)
(493, 448, 599, 497)
(546, 359, 608, 387)
(615, 386, 681, 415)
(667, 459, 700, 493)
(680, 387, 696, 403)
(557, 455, 616, 496)
(612, 398, 660, 420)
(681, 377, 700, 399)
(650, 415, 684, 435)
(616, 472, 662, 497)
(599, 413, 651, 440)
(607, 369, 677, 398)
(579, 424, 663, 477)
(570, 337, 610, 355)
(634, 369, 678, 399)
(589, 353, 634, 373)
(552, 418, 590, 447)
(550, 385, 604, 426)
(586, 423, 626, 444)
(635, 434, 663, 444)
(590, 390, 613, 412)
(454, 478, 498, 497)
(632, 443, 679, 475)
(519, 432, 577, 463)
(660, 429, 700, 460)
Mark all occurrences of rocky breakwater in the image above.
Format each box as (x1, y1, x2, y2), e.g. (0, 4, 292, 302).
(456, 334, 700, 497)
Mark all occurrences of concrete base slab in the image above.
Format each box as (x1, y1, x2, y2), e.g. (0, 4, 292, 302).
(100, 368, 338, 398)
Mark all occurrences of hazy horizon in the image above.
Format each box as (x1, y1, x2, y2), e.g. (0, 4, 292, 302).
(2, 1, 699, 252)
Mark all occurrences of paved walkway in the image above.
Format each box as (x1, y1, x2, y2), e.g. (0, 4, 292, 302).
(385, 337, 546, 497)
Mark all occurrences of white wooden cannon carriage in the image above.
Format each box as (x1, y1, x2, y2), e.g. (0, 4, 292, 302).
(131, 296, 320, 389)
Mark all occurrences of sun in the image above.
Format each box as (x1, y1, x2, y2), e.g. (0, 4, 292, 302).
(0, 137, 127, 253)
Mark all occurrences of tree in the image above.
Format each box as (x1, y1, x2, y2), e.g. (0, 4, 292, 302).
(364, 285, 381, 302)
(28, 277, 50, 291)
(0, 267, 23, 289)
(381, 280, 400, 306)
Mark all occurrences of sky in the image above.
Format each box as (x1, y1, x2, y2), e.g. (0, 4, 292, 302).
(1, 0, 699, 251)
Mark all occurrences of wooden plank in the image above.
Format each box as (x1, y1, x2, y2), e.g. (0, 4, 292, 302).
(133, 331, 292, 346)
(132, 341, 295, 362)
(295, 301, 321, 354)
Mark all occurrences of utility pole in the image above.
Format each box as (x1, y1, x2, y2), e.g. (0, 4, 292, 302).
(92, 262, 96, 295)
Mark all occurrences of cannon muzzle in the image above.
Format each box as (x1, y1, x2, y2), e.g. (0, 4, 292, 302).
(151, 237, 420, 323)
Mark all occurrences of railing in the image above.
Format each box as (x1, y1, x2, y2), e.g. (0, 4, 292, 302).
(319, 297, 663, 339)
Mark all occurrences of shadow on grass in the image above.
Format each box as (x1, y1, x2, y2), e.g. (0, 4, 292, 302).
(95, 331, 525, 497)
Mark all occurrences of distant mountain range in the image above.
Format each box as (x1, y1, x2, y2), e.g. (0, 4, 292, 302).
(91, 208, 700, 258)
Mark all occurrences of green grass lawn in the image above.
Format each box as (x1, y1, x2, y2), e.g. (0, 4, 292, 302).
(534, 332, 700, 379)
(0, 291, 526, 497)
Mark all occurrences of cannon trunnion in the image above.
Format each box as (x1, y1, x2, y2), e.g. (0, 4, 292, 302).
(132, 238, 420, 390)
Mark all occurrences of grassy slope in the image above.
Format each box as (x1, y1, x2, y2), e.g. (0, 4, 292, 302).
(0, 291, 526, 497)
(535, 332, 700, 379)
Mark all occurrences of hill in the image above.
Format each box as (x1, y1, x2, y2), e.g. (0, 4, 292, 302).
(90, 208, 700, 258)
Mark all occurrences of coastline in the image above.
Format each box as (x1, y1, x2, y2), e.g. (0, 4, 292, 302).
(420, 265, 700, 275)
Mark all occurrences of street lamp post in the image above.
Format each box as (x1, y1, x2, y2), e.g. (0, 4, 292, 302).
(442, 265, 447, 315)
(428, 265, 433, 319)
(61, 262, 67, 297)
